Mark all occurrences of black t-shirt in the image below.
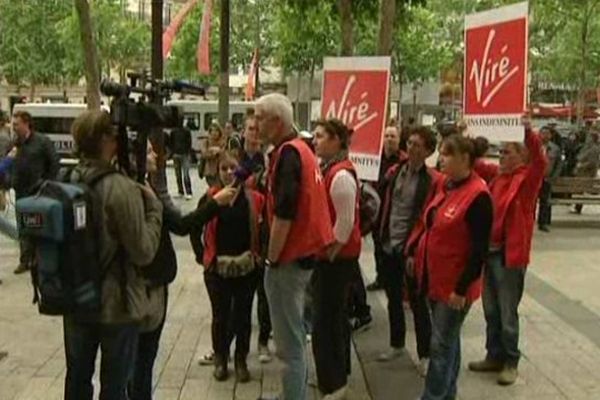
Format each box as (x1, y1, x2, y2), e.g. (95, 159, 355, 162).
(216, 192, 251, 256)
(271, 143, 302, 220)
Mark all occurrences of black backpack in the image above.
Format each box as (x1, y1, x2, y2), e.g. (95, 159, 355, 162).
(15, 169, 118, 317)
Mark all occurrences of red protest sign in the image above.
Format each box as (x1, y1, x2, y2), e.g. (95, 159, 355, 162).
(321, 57, 391, 181)
(463, 2, 528, 142)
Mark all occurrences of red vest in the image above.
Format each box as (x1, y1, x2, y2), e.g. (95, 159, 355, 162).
(414, 174, 489, 303)
(318, 159, 361, 260)
(267, 139, 334, 263)
(203, 187, 264, 268)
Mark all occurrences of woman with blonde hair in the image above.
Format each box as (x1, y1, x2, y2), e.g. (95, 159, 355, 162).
(200, 122, 226, 187)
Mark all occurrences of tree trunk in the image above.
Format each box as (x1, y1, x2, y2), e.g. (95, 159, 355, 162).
(338, 0, 353, 56)
(149, 0, 170, 197)
(219, 0, 231, 126)
(577, 10, 589, 126)
(376, 0, 396, 56)
(307, 62, 315, 129)
(74, 0, 101, 110)
(29, 85, 36, 102)
(295, 72, 302, 123)
(576, 0, 600, 126)
(412, 83, 418, 119)
(397, 79, 403, 126)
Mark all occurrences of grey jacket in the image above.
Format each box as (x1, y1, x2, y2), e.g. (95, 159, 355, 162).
(75, 160, 163, 325)
(576, 142, 600, 178)
(545, 141, 562, 179)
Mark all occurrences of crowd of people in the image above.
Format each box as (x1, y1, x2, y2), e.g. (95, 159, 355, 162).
(0, 93, 598, 400)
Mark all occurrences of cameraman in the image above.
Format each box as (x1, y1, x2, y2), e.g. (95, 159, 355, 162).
(65, 110, 163, 400)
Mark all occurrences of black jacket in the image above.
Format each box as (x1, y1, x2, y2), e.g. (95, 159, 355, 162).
(144, 189, 221, 286)
(12, 132, 59, 198)
(170, 127, 192, 156)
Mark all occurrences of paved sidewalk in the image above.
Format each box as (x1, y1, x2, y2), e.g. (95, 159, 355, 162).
(356, 205, 600, 400)
(1, 169, 600, 400)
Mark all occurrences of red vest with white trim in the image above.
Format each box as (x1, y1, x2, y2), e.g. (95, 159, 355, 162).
(318, 159, 361, 260)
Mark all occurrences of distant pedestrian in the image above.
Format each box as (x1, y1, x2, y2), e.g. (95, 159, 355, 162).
(170, 121, 194, 199)
(571, 132, 600, 214)
(11, 111, 59, 275)
(537, 126, 561, 231)
(200, 123, 226, 187)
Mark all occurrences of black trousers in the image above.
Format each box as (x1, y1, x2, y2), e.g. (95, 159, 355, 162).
(173, 154, 193, 196)
(130, 287, 168, 400)
(381, 251, 431, 358)
(312, 258, 354, 394)
(256, 267, 272, 346)
(348, 261, 371, 319)
(204, 269, 259, 361)
(372, 231, 384, 284)
(538, 179, 552, 226)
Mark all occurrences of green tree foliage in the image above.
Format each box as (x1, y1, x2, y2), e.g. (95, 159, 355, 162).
(58, 0, 150, 83)
(0, 0, 71, 87)
(393, 5, 454, 84)
(270, 1, 339, 75)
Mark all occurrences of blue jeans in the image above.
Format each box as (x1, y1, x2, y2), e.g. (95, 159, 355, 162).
(265, 262, 313, 400)
(483, 251, 526, 367)
(63, 317, 139, 400)
(421, 301, 470, 400)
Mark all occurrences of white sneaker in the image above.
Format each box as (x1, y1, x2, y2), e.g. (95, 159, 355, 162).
(185, 194, 193, 200)
(198, 350, 214, 366)
(377, 347, 404, 362)
(258, 345, 273, 364)
(322, 385, 348, 400)
(306, 334, 312, 343)
(417, 358, 429, 377)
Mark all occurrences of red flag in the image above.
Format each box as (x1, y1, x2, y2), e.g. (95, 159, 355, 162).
(196, 0, 213, 75)
(245, 48, 259, 101)
(163, 0, 199, 59)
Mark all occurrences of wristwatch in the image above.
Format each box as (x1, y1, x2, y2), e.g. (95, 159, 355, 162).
(264, 258, 279, 269)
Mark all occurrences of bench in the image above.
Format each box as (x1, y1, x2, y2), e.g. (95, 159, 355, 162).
(550, 177, 600, 205)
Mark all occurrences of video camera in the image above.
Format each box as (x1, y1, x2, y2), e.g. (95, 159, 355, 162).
(100, 72, 206, 183)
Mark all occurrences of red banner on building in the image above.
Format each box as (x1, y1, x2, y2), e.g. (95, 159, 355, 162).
(196, 0, 213, 75)
(321, 57, 391, 181)
(163, 0, 198, 59)
(464, 2, 528, 142)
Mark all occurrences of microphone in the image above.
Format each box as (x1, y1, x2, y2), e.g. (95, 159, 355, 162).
(232, 158, 261, 188)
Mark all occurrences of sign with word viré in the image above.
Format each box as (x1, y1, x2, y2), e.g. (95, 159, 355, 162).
(464, 2, 528, 142)
(321, 57, 391, 181)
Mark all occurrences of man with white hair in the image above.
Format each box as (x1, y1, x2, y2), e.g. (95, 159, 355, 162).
(256, 93, 333, 400)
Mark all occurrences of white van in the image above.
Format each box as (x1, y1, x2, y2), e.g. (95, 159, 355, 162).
(12, 103, 108, 161)
(167, 100, 255, 152)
